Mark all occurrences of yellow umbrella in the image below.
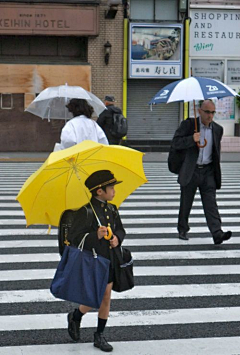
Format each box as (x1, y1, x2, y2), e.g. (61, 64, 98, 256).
(16, 140, 148, 227)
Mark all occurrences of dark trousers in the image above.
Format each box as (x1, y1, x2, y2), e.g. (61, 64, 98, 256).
(178, 164, 222, 239)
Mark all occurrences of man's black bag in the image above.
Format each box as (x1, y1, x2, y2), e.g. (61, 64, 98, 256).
(113, 246, 134, 292)
(168, 145, 186, 174)
(110, 113, 128, 139)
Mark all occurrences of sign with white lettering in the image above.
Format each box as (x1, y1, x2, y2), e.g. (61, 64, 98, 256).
(129, 23, 183, 79)
(227, 60, 240, 85)
(190, 9, 240, 57)
(0, 4, 99, 36)
(191, 59, 224, 81)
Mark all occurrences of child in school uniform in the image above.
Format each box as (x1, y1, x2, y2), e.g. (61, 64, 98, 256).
(66, 170, 126, 352)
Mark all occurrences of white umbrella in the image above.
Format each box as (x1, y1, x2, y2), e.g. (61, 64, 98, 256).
(25, 85, 106, 120)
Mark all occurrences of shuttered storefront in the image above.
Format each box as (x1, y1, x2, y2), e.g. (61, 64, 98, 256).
(127, 79, 180, 141)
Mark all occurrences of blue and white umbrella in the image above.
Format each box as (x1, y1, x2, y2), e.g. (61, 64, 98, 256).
(149, 76, 238, 105)
(149, 76, 239, 148)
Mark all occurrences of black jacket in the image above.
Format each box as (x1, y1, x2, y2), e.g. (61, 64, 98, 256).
(67, 197, 126, 263)
(172, 117, 223, 189)
(97, 104, 122, 144)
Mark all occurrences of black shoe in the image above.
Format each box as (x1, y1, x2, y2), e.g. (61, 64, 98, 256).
(67, 311, 80, 341)
(179, 232, 189, 240)
(94, 332, 113, 352)
(214, 231, 232, 245)
(222, 231, 232, 241)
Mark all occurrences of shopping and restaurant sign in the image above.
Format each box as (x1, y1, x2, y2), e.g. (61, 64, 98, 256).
(190, 9, 240, 57)
(129, 23, 183, 79)
(0, 3, 99, 36)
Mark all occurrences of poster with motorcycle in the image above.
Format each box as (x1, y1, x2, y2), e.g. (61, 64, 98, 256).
(129, 23, 183, 79)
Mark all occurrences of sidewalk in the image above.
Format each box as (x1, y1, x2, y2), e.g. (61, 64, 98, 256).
(0, 151, 240, 162)
(143, 152, 240, 162)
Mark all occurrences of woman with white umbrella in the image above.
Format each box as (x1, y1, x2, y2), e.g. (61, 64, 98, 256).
(58, 98, 108, 150)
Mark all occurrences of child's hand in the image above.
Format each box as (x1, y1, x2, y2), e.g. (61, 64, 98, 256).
(110, 235, 119, 248)
(97, 226, 108, 239)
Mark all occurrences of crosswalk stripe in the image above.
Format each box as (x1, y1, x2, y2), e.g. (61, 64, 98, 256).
(2, 283, 240, 303)
(0, 225, 239, 236)
(121, 201, 240, 206)
(1, 338, 240, 355)
(1, 216, 240, 225)
(127, 194, 240, 199)
(1, 249, 240, 263)
(2, 200, 240, 208)
(2, 193, 240, 200)
(1, 208, 240, 217)
(1, 237, 240, 249)
(1, 307, 240, 331)
(1, 264, 240, 281)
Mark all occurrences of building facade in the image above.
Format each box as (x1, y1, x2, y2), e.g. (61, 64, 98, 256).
(126, 0, 240, 147)
(189, 0, 240, 136)
(126, 0, 186, 148)
(0, 0, 124, 151)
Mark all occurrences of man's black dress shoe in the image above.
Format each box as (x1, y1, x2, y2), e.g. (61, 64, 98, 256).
(179, 232, 189, 240)
(94, 332, 113, 352)
(214, 231, 232, 245)
(67, 311, 80, 341)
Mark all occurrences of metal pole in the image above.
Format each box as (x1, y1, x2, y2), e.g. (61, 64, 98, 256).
(184, 17, 190, 120)
(122, 18, 128, 140)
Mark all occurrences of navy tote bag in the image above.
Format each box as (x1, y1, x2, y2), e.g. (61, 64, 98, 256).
(50, 234, 110, 308)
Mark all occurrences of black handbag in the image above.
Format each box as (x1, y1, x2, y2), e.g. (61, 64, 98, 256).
(112, 246, 134, 292)
(168, 145, 186, 174)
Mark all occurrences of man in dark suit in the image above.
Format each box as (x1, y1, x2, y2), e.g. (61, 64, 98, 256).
(172, 99, 232, 245)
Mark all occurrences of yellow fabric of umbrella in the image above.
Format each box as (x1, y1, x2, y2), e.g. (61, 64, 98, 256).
(16, 140, 148, 227)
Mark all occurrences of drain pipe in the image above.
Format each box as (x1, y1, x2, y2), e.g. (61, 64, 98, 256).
(184, 17, 190, 120)
(122, 17, 128, 140)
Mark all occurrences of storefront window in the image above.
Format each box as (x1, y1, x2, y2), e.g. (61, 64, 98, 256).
(130, 0, 154, 20)
(155, 0, 178, 20)
(130, 0, 178, 20)
(0, 35, 87, 63)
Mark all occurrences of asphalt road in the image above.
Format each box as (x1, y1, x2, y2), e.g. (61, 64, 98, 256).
(1, 160, 240, 355)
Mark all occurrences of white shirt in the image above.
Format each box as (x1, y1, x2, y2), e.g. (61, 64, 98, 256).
(59, 115, 109, 150)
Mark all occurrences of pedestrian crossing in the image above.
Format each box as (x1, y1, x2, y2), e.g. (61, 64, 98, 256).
(1, 161, 240, 354)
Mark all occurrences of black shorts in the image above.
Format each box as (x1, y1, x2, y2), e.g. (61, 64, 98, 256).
(108, 266, 115, 284)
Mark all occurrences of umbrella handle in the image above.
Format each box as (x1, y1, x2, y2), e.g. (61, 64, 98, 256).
(104, 226, 113, 240)
(197, 139, 207, 148)
(194, 101, 207, 148)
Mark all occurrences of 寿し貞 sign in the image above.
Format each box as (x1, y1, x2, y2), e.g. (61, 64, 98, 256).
(129, 23, 183, 79)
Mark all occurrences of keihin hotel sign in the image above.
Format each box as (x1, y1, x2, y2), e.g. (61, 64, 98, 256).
(0, 3, 99, 36)
(190, 9, 240, 57)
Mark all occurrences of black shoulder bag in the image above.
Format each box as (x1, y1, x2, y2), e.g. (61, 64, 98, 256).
(112, 246, 134, 292)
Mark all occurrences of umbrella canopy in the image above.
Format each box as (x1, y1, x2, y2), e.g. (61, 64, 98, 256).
(16, 140, 147, 227)
(149, 76, 238, 105)
(149, 76, 239, 148)
(25, 85, 106, 120)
